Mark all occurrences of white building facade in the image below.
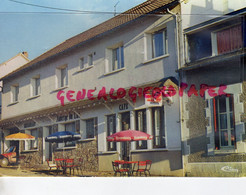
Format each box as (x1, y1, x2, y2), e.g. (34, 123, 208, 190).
(0, 0, 183, 176)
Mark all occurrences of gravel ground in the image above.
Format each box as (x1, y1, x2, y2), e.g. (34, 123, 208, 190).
(0, 166, 115, 177)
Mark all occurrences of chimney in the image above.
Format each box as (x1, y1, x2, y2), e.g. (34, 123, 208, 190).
(22, 51, 28, 58)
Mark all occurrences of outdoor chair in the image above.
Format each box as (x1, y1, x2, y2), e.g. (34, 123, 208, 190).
(112, 161, 131, 176)
(46, 160, 58, 173)
(24, 156, 32, 168)
(74, 158, 83, 175)
(132, 160, 152, 176)
(64, 159, 76, 175)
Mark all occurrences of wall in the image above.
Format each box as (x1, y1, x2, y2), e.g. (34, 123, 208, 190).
(2, 14, 178, 120)
(181, 57, 246, 176)
(181, 0, 246, 30)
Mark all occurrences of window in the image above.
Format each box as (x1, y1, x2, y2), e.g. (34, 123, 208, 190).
(0, 93, 2, 114)
(213, 24, 242, 55)
(31, 75, 40, 96)
(152, 106, 165, 148)
(88, 54, 93, 66)
(107, 114, 116, 151)
(105, 43, 124, 73)
(136, 109, 147, 149)
(79, 57, 85, 69)
(65, 122, 76, 147)
(152, 29, 167, 58)
(112, 46, 124, 71)
(56, 65, 68, 88)
(86, 118, 97, 139)
(11, 84, 19, 103)
(25, 129, 38, 150)
(213, 95, 235, 150)
(187, 30, 212, 62)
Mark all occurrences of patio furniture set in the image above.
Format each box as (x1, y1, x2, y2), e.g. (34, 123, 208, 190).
(47, 158, 83, 175)
(112, 160, 152, 176)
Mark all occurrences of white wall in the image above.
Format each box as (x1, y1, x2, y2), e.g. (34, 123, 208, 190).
(0, 53, 29, 79)
(2, 14, 179, 119)
(181, 0, 246, 29)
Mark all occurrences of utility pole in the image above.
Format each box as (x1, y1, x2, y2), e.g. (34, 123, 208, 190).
(114, 1, 120, 16)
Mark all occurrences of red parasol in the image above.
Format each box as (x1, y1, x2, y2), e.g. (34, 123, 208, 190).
(107, 130, 153, 142)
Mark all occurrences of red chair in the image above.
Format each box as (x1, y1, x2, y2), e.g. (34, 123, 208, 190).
(74, 158, 83, 175)
(112, 161, 131, 176)
(132, 160, 152, 176)
(64, 159, 76, 175)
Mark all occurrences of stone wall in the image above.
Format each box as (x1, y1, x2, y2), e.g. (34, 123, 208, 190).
(183, 58, 246, 164)
(53, 140, 98, 171)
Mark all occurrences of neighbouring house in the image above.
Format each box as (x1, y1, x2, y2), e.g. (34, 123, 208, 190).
(0, 52, 29, 153)
(0, 0, 183, 176)
(179, 0, 246, 176)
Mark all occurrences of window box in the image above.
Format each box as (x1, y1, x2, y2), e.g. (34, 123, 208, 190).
(78, 138, 96, 142)
(75, 65, 93, 74)
(26, 94, 41, 101)
(103, 67, 125, 76)
(8, 101, 19, 106)
(143, 54, 169, 64)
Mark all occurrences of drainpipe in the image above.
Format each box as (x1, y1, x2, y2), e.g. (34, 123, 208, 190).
(167, 8, 180, 69)
(167, 7, 186, 177)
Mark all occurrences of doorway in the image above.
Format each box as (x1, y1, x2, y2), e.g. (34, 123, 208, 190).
(121, 112, 130, 161)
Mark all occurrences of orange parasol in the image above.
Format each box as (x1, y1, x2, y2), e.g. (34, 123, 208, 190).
(5, 132, 35, 141)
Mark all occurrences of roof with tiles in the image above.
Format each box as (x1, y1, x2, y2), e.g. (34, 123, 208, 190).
(2, 0, 178, 80)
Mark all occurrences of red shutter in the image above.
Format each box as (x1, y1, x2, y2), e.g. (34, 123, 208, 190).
(213, 98, 220, 150)
(217, 25, 242, 54)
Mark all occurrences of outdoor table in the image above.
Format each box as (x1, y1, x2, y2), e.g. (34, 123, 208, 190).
(55, 159, 75, 175)
(112, 160, 138, 176)
(55, 158, 67, 174)
(123, 161, 138, 176)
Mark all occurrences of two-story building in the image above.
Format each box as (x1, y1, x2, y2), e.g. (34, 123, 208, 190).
(179, 0, 246, 176)
(0, 52, 29, 153)
(0, 0, 183, 176)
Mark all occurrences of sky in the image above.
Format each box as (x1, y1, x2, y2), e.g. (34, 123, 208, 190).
(0, 0, 146, 64)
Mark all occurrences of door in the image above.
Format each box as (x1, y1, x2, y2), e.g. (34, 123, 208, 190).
(121, 112, 130, 161)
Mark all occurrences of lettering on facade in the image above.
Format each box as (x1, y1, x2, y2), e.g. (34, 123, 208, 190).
(119, 103, 128, 110)
(56, 83, 228, 106)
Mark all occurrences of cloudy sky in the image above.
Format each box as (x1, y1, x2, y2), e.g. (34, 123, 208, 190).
(0, 0, 146, 63)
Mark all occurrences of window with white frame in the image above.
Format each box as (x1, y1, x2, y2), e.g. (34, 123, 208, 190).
(85, 118, 97, 139)
(152, 106, 165, 148)
(11, 84, 19, 103)
(31, 75, 40, 97)
(112, 46, 124, 71)
(107, 114, 116, 151)
(88, 54, 93, 66)
(56, 65, 68, 88)
(79, 57, 85, 69)
(64, 122, 76, 147)
(136, 109, 147, 149)
(25, 129, 38, 150)
(213, 94, 235, 150)
(152, 29, 168, 58)
(105, 43, 124, 73)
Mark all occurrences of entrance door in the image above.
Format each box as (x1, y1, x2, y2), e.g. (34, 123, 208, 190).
(121, 112, 130, 161)
(45, 126, 56, 161)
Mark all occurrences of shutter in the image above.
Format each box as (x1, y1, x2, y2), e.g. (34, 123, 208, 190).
(217, 25, 242, 55)
(94, 117, 98, 137)
(213, 98, 220, 150)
